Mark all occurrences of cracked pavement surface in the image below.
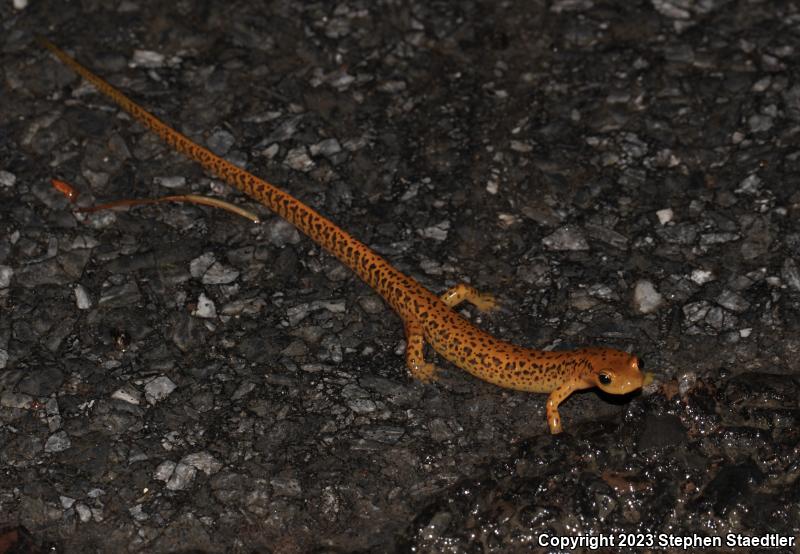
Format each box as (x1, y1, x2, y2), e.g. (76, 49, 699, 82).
(2, 1, 800, 552)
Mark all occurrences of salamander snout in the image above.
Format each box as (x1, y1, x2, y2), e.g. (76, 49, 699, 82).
(592, 352, 644, 395)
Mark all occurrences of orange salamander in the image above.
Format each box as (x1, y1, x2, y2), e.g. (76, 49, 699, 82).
(40, 38, 644, 434)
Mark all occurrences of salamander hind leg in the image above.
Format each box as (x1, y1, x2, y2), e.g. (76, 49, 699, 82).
(404, 321, 438, 382)
(440, 283, 497, 312)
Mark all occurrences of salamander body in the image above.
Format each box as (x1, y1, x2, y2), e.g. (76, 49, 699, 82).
(40, 38, 644, 433)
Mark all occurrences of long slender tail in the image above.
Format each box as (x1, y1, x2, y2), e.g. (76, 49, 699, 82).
(39, 37, 418, 311)
(39, 37, 319, 234)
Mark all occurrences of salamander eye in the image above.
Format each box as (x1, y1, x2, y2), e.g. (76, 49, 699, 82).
(598, 372, 612, 385)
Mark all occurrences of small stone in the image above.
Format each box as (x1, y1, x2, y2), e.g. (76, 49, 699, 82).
(341, 384, 376, 414)
(509, 140, 533, 153)
(207, 129, 236, 156)
(111, 386, 142, 405)
(782, 258, 800, 292)
(129, 447, 149, 464)
(74, 284, 92, 309)
(129, 504, 149, 521)
(44, 431, 71, 453)
(310, 138, 342, 158)
(378, 80, 406, 93)
(0, 170, 16, 188)
(656, 222, 697, 244)
(313, 300, 346, 314)
(656, 208, 674, 225)
(190, 253, 216, 279)
(192, 293, 217, 319)
(267, 219, 301, 247)
(286, 303, 312, 326)
(154, 176, 187, 189)
(346, 398, 376, 414)
(265, 116, 302, 143)
(704, 306, 724, 330)
(683, 302, 711, 330)
(740, 216, 771, 260)
(201, 262, 239, 285)
(132, 49, 166, 68)
(181, 452, 223, 475)
(752, 76, 771, 92)
(542, 225, 589, 251)
(717, 290, 750, 313)
(588, 284, 618, 301)
(418, 221, 450, 241)
(735, 174, 761, 194)
(75, 503, 92, 523)
(633, 280, 664, 314)
(429, 418, 455, 442)
(498, 213, 521, 227)
(700, 232, 740, 246)
(620, 132, 648, 158)
(98, 281, 142, 308)
(261, 143, 280, 159)
(166, 462, 197, 491)
(570, 290, 599, 311)
(0, 266, 12, 288)
(231, 381, 255, 400)
(220, 296, 267, 316)
(154, 460, 176, 482)
(748, 114, 773, 133)
(690, 269, 715, 285)
(329, 71, 355, 89)
(144, 376, 177, 404)
(583, 224, 628, 249)
(285, 147, 315, 172)
(743, 269, 769, 289)
(45, 398, 61, 431)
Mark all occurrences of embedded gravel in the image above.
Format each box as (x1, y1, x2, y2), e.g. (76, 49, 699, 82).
(2, 1, 800, 553)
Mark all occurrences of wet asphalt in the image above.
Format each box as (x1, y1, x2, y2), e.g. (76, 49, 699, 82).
(2, 1, 800, 552)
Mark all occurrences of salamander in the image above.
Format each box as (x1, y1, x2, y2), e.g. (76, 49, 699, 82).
(39, 38, 644, 434)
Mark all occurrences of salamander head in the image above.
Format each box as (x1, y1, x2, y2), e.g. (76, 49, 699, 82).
(582, 348, 643, 395)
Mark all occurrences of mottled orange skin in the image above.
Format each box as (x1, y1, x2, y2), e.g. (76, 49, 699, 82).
(40, 39, 644, 434)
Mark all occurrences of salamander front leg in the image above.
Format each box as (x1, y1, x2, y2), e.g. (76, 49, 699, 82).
(545, 380, 581, 434)
(404, 321, 437, 382)
(440, 283, 497, 312)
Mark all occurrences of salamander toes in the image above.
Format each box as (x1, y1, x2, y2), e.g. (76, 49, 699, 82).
(474, 292, 498, 312)
(409, 361, 439, 383)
